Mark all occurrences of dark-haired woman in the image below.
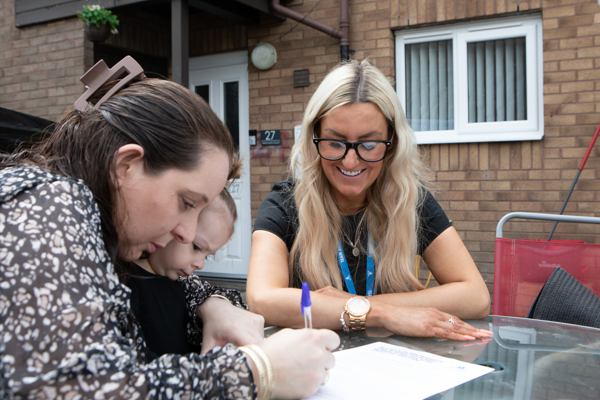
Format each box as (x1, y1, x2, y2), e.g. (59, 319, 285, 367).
(0, 59, 337, 399)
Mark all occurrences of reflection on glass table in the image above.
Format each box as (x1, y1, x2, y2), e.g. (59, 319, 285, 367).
(265, 316, 600, 400)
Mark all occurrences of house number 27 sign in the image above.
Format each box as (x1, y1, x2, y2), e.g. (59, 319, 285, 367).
(260, 130, 281, 146)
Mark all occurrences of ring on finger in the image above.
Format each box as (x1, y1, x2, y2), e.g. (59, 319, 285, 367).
(321, 369, 330, 386)
(447, 317, 455, 325)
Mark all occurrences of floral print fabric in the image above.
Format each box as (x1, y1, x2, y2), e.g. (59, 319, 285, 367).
(0, 166, 255, 399)
(179, 275, 247, 348)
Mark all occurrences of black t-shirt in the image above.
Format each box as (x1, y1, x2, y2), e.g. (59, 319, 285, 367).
(126, 264, 202, 361)
(253, 179, 452, 295)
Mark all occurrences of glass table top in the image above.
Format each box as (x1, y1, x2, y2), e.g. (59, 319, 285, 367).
(265, 316, 600, 399)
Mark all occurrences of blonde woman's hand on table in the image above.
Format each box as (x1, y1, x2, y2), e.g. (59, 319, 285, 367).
(315, 286, 491, 341)
(372, 302, 492, 341)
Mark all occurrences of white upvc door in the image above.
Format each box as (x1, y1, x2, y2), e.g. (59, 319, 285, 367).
(189, 51, 250, 279)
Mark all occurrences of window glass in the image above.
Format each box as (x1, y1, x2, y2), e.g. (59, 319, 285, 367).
(467, 38, 527, 123)
(195, 85, 209, 103)
(405, 40, 454, 132)
(224, 81, 239, 149)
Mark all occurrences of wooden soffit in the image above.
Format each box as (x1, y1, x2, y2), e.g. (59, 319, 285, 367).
(15, 0, 279, 28)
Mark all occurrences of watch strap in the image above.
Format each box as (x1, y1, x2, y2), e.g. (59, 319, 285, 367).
(348, 315, 367, 331)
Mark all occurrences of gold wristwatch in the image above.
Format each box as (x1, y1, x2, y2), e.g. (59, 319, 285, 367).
(344, 297, 370, 331)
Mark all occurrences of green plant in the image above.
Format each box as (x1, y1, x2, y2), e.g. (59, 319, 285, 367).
(78, 5, 119, 34)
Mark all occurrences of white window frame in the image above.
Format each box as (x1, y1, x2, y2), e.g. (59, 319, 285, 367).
(395, 14, 543, 144)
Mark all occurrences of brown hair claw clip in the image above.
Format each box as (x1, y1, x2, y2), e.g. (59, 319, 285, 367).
(74, 55, 146, 112)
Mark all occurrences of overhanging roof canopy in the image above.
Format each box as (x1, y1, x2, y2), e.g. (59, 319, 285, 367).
(14, 0, 279, 27)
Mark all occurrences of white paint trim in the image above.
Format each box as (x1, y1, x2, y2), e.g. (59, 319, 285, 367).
(395, 14, 544, 145)
(189, 52, 252, 279)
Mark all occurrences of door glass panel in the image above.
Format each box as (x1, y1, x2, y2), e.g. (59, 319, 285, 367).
(195, 85, 209, 104)
(224, 81, 239, 149)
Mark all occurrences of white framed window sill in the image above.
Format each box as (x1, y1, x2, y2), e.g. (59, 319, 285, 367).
(415, 129, 544, 145)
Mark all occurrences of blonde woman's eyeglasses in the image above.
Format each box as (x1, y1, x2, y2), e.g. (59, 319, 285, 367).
(312, 135, 393, 162)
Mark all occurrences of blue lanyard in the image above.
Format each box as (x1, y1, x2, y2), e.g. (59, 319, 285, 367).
(336, 233, 374, 296)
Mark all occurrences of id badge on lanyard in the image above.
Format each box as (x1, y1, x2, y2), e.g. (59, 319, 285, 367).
(336, 233, 374, 296)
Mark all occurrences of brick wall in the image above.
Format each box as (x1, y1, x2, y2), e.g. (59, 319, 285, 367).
(0, 0, 90, 121)
(247, 0, 600, 297)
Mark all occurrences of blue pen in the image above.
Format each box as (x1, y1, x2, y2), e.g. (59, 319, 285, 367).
(301, 282, 312, 329)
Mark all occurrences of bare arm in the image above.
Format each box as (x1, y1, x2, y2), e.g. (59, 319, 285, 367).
(247, 230, 347, 330)
(369, 227, 491, 319)
(247, 230, 491, 340)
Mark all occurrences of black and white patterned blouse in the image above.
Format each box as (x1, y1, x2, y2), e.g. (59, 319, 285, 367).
(0, 166, 255, 399)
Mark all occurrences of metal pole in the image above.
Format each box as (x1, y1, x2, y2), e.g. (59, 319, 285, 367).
(172, 0, 189, 87)
(340, 0, 349, 61)
(547, 121, 600, 241)
(271, 0, 342, 39)
(271, 0, 349, 61)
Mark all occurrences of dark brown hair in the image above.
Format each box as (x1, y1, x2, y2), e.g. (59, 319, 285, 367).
(4, 78, 235, 266)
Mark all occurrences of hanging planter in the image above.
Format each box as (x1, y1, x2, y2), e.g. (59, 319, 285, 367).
(78, 5, 120, 43)
(84, 24, 111, 43)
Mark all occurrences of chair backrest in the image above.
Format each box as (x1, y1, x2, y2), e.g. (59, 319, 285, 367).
(493, 212, 600, 317)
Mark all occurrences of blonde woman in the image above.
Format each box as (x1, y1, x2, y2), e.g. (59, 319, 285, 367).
(247, 60, 491, 340)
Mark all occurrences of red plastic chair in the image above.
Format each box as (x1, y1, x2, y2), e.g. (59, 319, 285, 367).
(493, 212, 600, 317)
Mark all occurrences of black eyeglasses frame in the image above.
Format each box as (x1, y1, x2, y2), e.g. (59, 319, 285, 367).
(312, 134, 394, 162)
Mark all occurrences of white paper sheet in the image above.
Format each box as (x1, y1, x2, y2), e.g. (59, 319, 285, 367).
(305, 342, 493, 400)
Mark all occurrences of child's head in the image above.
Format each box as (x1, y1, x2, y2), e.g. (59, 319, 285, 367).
(146, 189, 237, 280)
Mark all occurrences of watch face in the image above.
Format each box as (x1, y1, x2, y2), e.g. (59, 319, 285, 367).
(348, 297, 370, 316)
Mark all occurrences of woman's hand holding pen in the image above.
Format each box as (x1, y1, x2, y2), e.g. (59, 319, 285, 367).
(258, 328, 339, 399)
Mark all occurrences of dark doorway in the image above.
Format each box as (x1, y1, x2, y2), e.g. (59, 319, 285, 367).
(94, 44, 169, 79)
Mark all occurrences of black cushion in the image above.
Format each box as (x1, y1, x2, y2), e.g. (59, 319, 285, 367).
(527, 267, 600, 329)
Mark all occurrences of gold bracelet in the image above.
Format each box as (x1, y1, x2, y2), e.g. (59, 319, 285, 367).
(340, 311, 350, 333)
(245, 344, 274, 400)
(239, 346, 268, 400)
(209, 294, 232, 304)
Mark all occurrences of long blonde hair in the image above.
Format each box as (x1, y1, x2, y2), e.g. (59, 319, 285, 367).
(289, 59, 426, 294)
